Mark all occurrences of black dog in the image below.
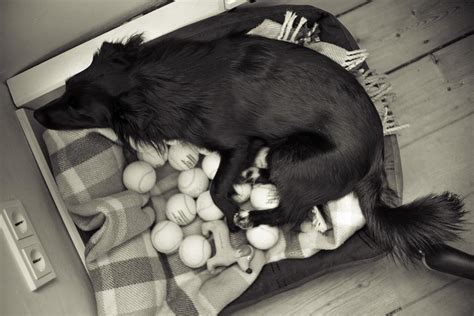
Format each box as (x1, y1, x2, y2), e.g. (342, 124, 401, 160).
(34, 35, 465, 260)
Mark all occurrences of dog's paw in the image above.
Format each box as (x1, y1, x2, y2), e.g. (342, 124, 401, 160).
(234, 210, 254, 230)
(226, 217, 240, 233)
(240, 167, 261, 184)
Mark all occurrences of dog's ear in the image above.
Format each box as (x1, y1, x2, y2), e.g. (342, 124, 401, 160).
(112, 90, 151, 141)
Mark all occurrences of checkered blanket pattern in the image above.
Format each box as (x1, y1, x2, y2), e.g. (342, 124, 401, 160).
(44, 127, 365, 315)
(41, 13, 378, 316)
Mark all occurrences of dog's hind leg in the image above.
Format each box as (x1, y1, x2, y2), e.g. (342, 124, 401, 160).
(235, 132, 356, 229)
(210, 138, 266, 231)
(234, 207, 287, 229)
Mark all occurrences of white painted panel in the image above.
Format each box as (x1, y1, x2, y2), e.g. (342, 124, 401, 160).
(7, 0, 228, 108)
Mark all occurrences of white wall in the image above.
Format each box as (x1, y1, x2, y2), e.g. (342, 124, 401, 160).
(0, 0, 165, 80)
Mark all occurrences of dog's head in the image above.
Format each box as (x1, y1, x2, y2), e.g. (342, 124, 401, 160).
(34, 35, 144, 131)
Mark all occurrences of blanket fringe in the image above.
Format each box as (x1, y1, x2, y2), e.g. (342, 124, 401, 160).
(356, 68, 409, 135)
(290, 16, 307, 42)
(306, 42, 368, 71)
(275, 11, 408, 136)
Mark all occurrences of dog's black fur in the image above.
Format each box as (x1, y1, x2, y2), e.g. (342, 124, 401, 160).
(34, 35, 465, 261)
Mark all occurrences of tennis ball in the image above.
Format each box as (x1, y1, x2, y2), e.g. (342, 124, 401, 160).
(168, 142, 199, 171)
(232, 183, 252, 204)
(254, 147, 270, 169)
(202, 152, 221, 179)
(179, 235, 212, 268)
(196, 146, 212, 156)
(246, 225, 280, 250)
(137, 145, 168, 168)
(123, 161, 157, 193)
(178, 168, 209, 198)
(166, 193, 197, 226)
(129, 138, 167, 167)
(151, 220, 183, 254)
(250, 184, 280, 210)
(196, 191, 224, 221)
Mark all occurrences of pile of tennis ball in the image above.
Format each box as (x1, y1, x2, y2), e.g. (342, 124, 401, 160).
(122, 140, 280, 269)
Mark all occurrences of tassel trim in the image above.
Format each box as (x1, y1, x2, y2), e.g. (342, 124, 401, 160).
(274, 11, 407, 135)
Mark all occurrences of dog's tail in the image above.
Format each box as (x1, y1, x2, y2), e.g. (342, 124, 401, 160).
(357, 159, 466, 262)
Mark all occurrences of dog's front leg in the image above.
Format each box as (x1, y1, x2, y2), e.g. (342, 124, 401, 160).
(210, 144, 250, 232)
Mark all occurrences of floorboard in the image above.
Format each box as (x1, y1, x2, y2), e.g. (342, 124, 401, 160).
(389, 35, 474, 148)
(235, 255, 469, 315)
(339, 0, 474, 73)
(398, 279, 474, 316)
(234, 259, 400, 315)
(400, 113, 473, 202)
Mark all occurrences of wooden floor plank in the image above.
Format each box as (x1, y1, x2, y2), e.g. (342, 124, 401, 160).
(389, 35, 474, 148)
(339, 0, 474, 73)
(235, 255, 465, 315)
(234, 259, 401, 316)
(400, 113, 473, 202)
(383, 261, 460, 313)
(398, 279, 474, 316)
(244, 0, 368, 16)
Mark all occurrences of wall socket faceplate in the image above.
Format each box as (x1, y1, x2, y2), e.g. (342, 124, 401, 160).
(0, 199, 56, 291)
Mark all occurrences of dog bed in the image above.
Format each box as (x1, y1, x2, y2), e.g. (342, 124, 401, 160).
(42, 5, 404, 315)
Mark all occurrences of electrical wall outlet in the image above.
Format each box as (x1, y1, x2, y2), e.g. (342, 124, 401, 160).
(21, 243, 53, 280)
(2, 202, 34, 240)
(0, 199, 56, 291)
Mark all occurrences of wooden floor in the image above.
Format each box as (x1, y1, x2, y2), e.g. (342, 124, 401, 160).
(236, 1, 474, 315)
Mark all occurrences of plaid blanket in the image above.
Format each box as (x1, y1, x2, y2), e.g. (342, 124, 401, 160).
(43, 12, 396, 316)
